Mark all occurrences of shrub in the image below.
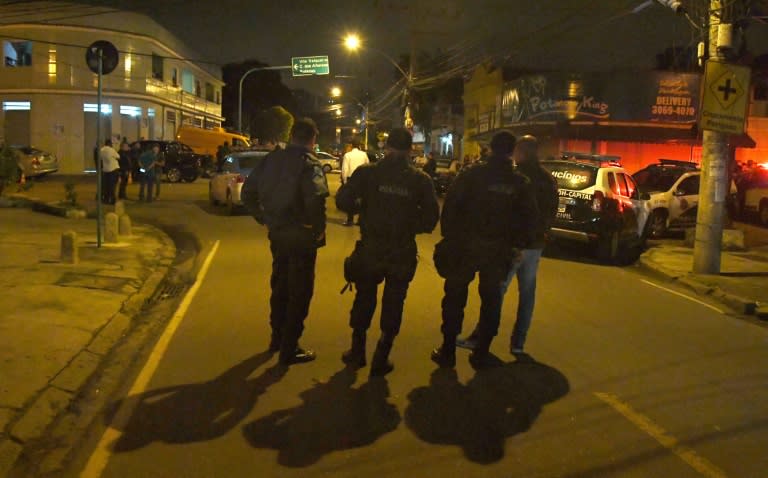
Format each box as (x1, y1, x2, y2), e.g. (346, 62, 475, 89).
(0, 144, 19, 196)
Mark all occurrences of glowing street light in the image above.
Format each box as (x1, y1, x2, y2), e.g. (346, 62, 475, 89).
(335, 109, 342, 117)
(344, 34, 361, 51)
(331, 86, 342, 97)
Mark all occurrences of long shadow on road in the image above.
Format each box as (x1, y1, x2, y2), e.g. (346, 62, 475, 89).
(105, 351, 285, 452)
(405, 357, 570, 464)
(241, 367, 401, 467)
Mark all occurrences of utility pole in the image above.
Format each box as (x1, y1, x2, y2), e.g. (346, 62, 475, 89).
(693, 0, 729, 274)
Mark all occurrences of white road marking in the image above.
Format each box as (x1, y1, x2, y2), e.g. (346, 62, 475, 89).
(595, 392, 728, 478)
(640, 279, 725, 314)
(80, 240, 221, 478)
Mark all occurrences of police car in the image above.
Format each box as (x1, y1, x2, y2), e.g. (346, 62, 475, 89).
(740, 163, 768, 226)
(632, 159, 701, 238)
(542, 152, 649, 262)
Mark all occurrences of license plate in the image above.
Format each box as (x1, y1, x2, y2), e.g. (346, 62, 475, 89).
(558, 205, 566, 213)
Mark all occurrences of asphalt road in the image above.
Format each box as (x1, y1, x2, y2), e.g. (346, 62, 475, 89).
(60, 175, 768, 478)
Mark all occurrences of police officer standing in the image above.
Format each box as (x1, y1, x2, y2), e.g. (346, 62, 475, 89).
(336, 128, 439, 376)
(431, 131, 538, 369)
(242, 118, 329, 365)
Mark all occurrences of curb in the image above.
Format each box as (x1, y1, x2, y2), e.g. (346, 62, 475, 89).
(637, 252, 759, 316)
(0, 223, 176, 477)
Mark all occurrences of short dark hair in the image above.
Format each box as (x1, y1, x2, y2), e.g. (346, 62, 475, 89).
(105, 139, 113, 147)
(386, 128, 413, 151)
(290, 117, 319, 145)
(490, 131, 516, 155)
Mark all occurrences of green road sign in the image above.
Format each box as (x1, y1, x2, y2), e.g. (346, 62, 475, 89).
(291, 56, 329, 77)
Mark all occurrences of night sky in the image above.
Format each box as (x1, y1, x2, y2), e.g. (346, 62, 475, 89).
(5, 0, 768, 97)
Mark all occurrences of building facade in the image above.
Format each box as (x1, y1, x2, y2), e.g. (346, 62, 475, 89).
(463, 64, 766, 173)
(0, 4, 224, 173)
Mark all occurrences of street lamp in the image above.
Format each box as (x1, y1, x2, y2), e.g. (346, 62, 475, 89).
(343, 33, 412, 132)
(331, 86, 342, 98)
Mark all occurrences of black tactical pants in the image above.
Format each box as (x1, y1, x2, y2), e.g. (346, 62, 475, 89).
(348, 245, 416, 337)
(269, 243, 317, 357)
(441, 262, 507, 349)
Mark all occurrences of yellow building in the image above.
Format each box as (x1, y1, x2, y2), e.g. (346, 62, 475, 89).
(0, 2, 224, 173)
(462, 64, 503, 159)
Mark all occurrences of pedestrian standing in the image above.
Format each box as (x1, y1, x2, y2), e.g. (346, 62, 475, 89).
(117, 142, 132, 200)
(422, 152, 438, 179)
(241, 118, 329, 365)
(99, 139, 120, 204)
(341, 140, 369, 226)
(336, 128, 439, 376)
(457, 135, 558, 355)
(138, 144, 159, 202)
(431, 131, 538, 369)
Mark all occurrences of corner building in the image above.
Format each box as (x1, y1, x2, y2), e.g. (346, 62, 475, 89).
(0, 3, 223, 173)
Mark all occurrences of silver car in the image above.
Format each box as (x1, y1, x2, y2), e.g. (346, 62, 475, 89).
(10, 146, 59, 177)
(208, 150, 269, 215)
(315, 151, 339, 173)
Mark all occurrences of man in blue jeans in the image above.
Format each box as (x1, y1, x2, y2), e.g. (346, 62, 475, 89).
(457, 135, 558, 354)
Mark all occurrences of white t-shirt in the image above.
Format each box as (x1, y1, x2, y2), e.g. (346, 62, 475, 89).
(99, 146, 120, 173)
(342, 148, 369, 182)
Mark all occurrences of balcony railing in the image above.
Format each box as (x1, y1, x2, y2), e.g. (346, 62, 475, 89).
(145, 77, 221, 117)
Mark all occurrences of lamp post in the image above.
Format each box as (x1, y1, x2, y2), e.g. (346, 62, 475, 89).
(329, 85, 371, 150)
(343, 33, 411, 130)
(237, 65, 291, 133)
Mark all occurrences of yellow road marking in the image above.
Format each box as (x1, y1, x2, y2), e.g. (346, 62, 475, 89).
(81, 240, 221, 478)
(640, 279, 725, 314)
(595, 392, 728, 478)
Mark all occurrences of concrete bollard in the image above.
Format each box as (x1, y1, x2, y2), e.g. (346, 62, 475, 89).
(105, 212, 119, 243)
(119, 214, 132, 237)
(61, 230, 78, 264)
(114, 200, 125, 217)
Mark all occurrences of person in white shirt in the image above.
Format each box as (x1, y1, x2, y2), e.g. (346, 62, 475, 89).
(341, 141, 369, 226)
(99, 139, 121, 204)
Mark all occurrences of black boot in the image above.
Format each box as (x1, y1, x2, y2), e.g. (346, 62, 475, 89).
(468, 337, 497, 369)
(431, 335, 456, 368)
(370, 337, 394, 377)
(268, 332, 281, 353)
(342, 329, 367, 368)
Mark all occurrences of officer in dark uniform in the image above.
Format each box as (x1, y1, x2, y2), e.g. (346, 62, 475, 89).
(336, 128, 439, 376)
(242, 118, 329, 365)
(431, 131, 538, 369)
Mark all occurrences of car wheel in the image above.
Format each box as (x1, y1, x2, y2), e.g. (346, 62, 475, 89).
(322, 164, 331, 174)
(647, 209, 668, 239)
(166, 167, 182, 183)
(596, 230, 620, 263)
(760, 200, 768, 227)
(209, 184, 219, 206)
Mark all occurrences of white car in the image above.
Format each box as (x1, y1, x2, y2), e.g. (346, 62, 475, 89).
(315, 151, 339, 173)
(741, 164, 768, 226)
(208, 150, 269, 214)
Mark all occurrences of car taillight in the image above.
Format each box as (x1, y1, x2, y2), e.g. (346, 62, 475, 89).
(592, 190, 604, 212)
(235, 175, 245, 184)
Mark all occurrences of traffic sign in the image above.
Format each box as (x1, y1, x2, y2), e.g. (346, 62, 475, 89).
(700, 60, 751, 135)
(85, 40, 119, 75)
(291, 56, 329, 77)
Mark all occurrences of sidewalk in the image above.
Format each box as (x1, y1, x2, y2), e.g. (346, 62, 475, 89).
(0, 199, 176, 474)
(638, 222, 768, 317)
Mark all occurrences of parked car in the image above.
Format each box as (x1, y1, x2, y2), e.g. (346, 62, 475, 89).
(740, 163, 768, 226)
(136, 140, 206, 183)
(542, 152, 649, 263)
(633, 159, 739, 237)
(9, 145, 59, 178)
(315, 151, 339, 173)
(209, 150, 269, 214)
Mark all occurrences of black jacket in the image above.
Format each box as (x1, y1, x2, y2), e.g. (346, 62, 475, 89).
(440, 155, 538, 253)
(517, 160, 559, 249)
(242, 145, 329, 249)
(336, 153, 439, 249)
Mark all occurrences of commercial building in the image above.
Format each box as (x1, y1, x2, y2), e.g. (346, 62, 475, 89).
(0, 3, 224, 173)
(463, 63, 765, 172)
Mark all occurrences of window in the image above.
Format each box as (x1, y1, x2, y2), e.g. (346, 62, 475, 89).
(4, 40, 32, 67)
(205, 82, 214, 102)
(676, 175, 700, 196)
(151, 53, 163, 81)
(216, 90, 221, 105)
(615, 173, 630, 196)
(83, 103, 112, 114)
(181, 69, 194, 93)
(195, 80, 201, 98)
(3, 101, 31, 111)
(171, 68, 178, 87)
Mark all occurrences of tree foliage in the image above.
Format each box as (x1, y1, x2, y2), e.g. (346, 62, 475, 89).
(260, 106, 294, 144)
(0, 144, 19, 196)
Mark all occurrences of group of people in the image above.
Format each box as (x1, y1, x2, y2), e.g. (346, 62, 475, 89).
(97, 139, 164, 204)
(242, 117, 558, 375)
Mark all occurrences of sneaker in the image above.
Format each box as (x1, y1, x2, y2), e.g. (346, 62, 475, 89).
(511, 347, 524, 354)
(279, 347, 316, 365)
(456, 335, 478, 350)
